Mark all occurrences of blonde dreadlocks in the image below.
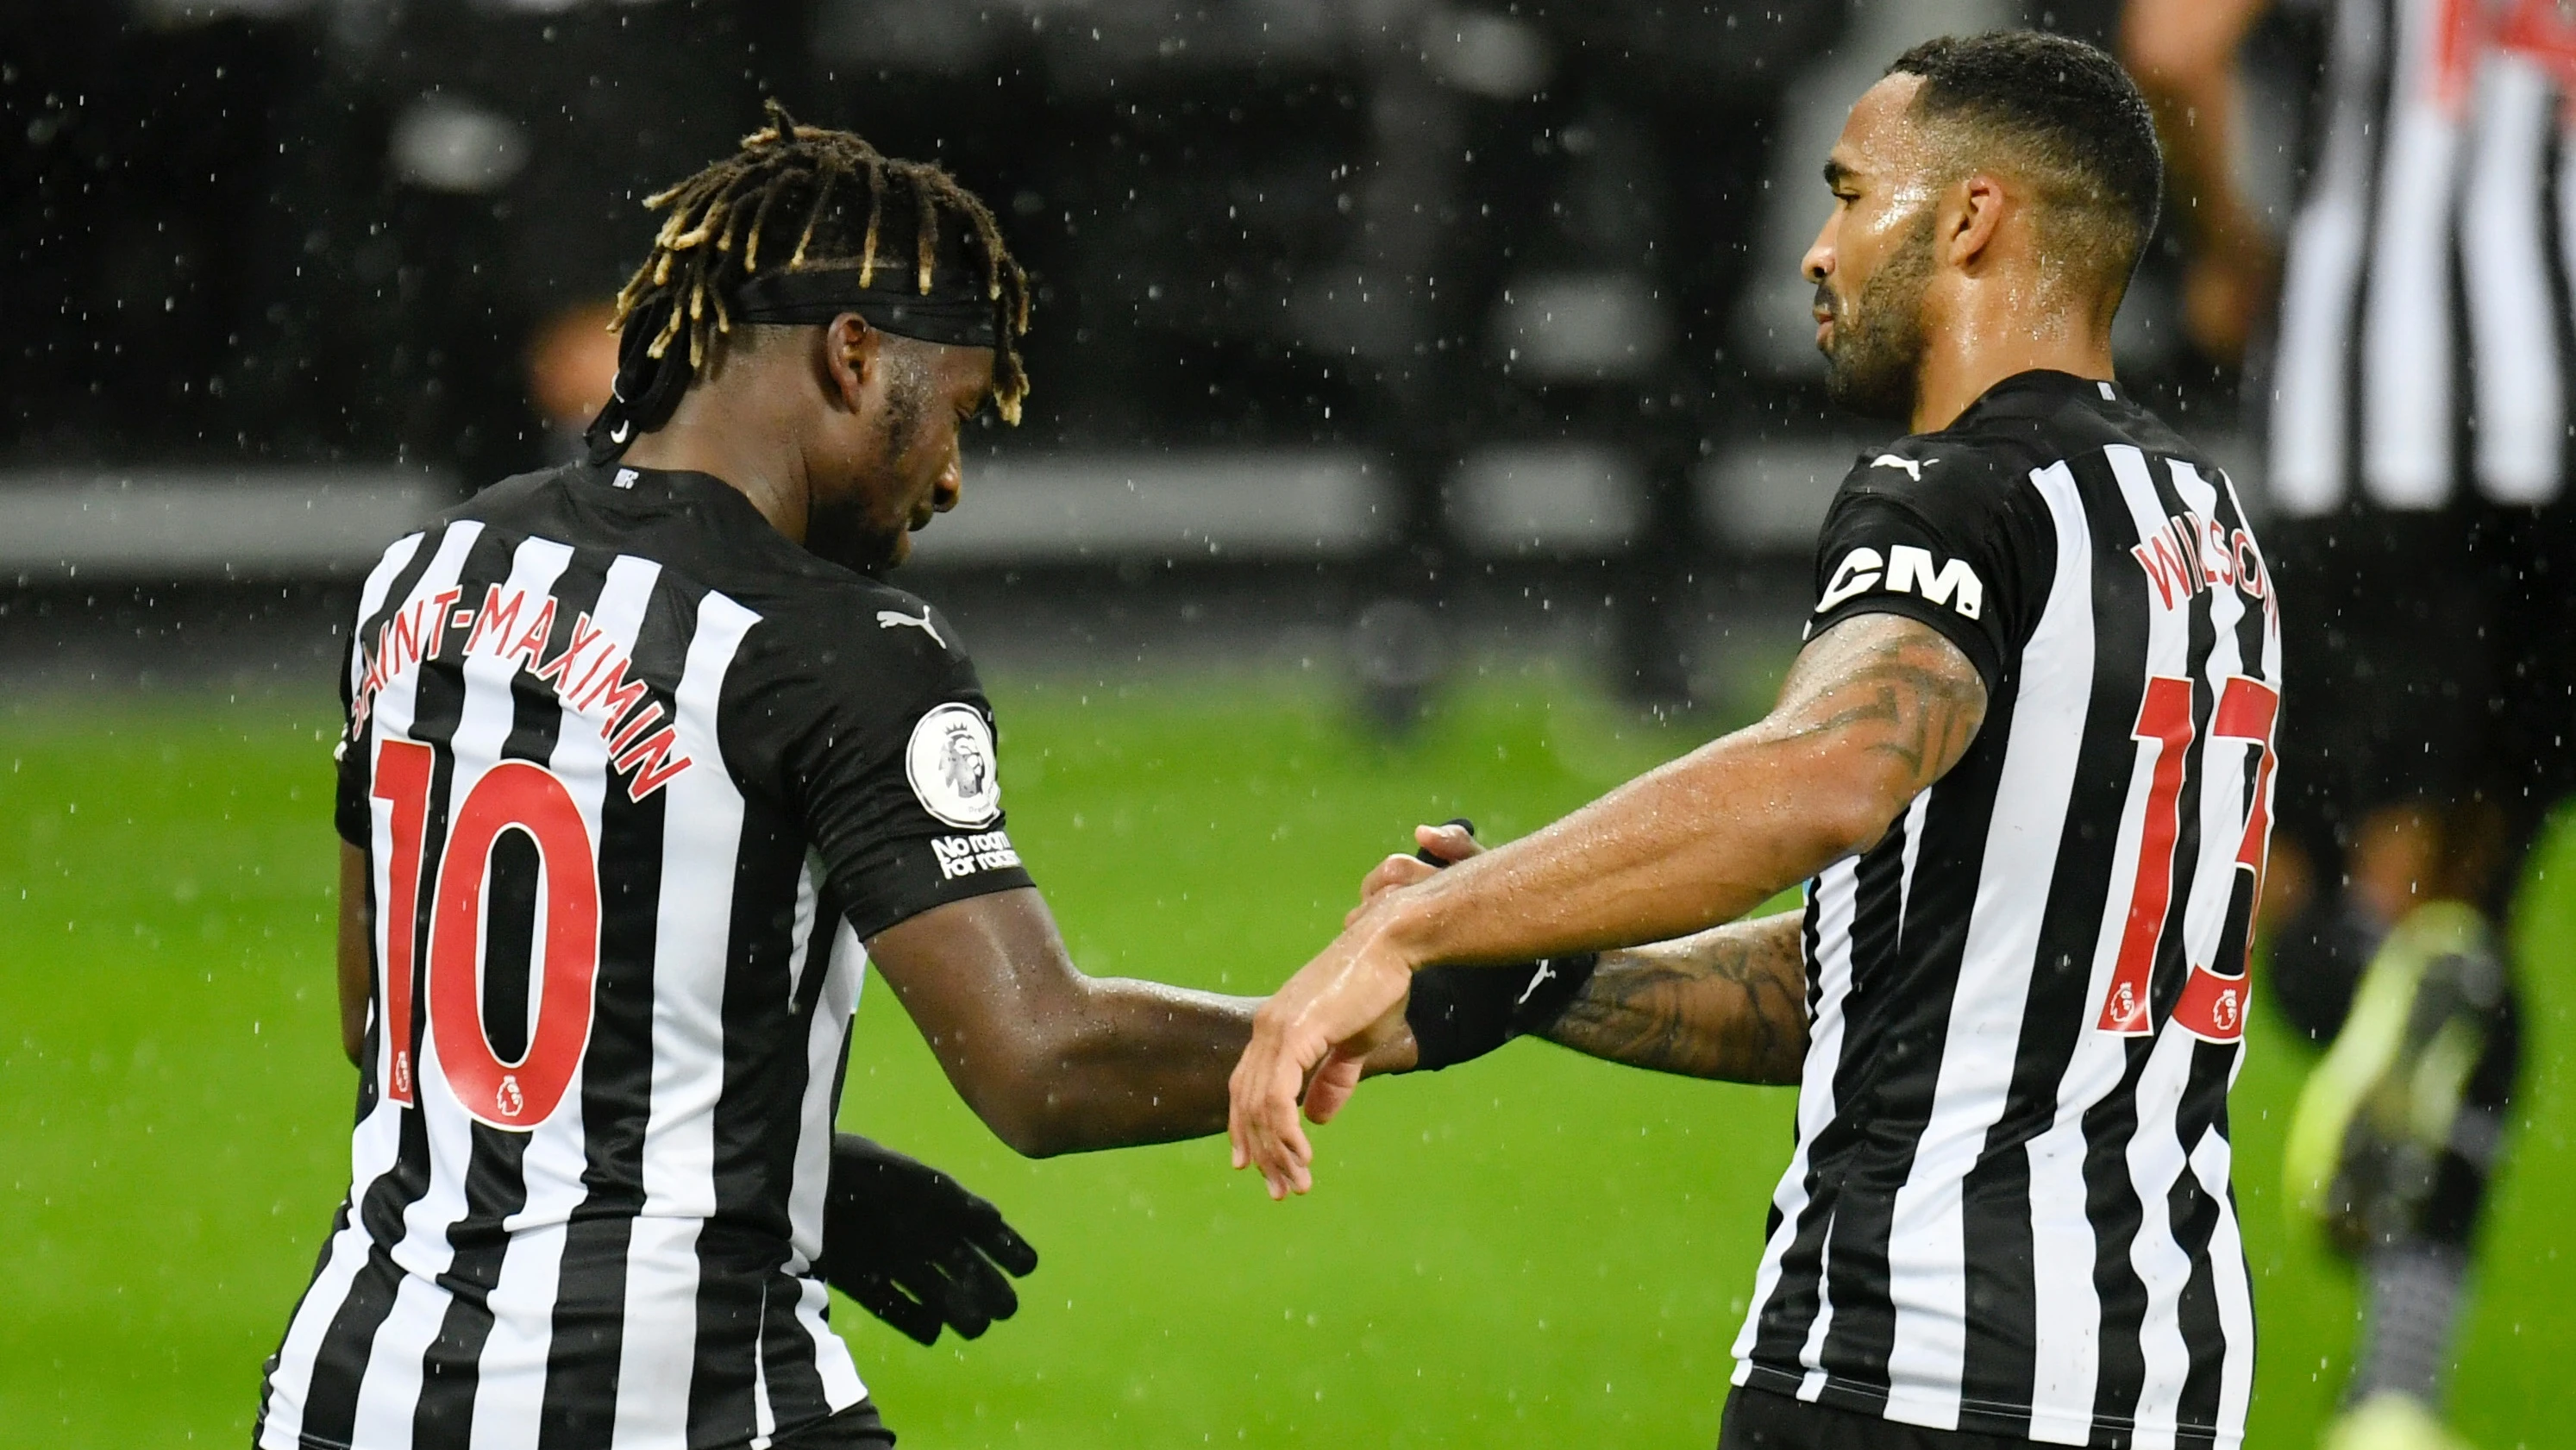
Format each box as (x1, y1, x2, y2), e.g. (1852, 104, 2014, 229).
(591, 100, 1031, 461)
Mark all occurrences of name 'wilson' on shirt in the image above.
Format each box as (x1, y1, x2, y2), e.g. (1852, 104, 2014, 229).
(2132, 507, 2271, 612)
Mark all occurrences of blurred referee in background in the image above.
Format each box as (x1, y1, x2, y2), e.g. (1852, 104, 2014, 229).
(2128, 3, 2571, 1447)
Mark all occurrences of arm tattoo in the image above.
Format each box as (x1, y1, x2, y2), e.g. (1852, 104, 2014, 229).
(1540, 913, 1808, 1084)
(1766, 614, 1988, 794)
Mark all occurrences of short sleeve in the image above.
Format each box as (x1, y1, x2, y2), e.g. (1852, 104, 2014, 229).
(335, 631, 370, 846)
(1804, 444, 2051, 694)
(735, 598, 1035, 941)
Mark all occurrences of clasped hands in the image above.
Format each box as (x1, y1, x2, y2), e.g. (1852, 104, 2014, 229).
(1227, 821, 1481, 1200)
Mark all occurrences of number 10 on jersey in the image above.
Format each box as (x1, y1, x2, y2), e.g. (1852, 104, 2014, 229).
(371, 738, 603, 1129)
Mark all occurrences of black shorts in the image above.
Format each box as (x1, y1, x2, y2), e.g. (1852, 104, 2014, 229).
(1715, 1389, 2037, 1449)
(2266, 501, 2576, 868)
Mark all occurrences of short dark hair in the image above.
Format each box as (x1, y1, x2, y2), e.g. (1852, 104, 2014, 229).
(1887, 31, 2164, 287)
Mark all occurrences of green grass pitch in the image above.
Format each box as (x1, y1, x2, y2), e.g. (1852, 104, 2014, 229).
(3, 670, 2571, 1447)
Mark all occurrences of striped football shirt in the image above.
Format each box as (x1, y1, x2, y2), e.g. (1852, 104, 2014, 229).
(1735, 371, 2279, 1449)
(257, 462, 1032, 1450)
(2271, 0, 2576, 512)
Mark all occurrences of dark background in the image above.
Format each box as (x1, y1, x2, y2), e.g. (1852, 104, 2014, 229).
(0, 0, 2316, 710)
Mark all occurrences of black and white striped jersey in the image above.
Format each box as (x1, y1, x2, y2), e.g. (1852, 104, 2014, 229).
(2270, 0, 2576, 512)
(1734, 373, 2280, 1449)
(258, 462, 1033, 1450)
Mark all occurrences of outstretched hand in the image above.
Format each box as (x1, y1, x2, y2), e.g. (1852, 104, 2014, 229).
(1230, 821, 1481, 1199)
(1228, 923, 1413, 1198)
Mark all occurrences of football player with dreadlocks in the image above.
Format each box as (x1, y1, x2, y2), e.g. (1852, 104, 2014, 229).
(254, 107, 1394, 1450)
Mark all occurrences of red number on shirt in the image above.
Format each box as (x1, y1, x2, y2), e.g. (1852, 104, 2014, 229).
(2172, 677, 2280, 1044)
(2210, 676, 2280, 887)
(369, 738, 435, 1105)
(370, 742, 601, 1128)
(2097, 675, 2279, 1039)
(2097, 676, 2196, 1034)
(2436, 0, 2576, 108)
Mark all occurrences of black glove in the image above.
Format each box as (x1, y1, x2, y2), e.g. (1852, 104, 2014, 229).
(822, 1133, 1039, 1346)
(1401, 819, 1600, 1070)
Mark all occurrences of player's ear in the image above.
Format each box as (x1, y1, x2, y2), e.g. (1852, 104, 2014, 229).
(820, 313, 881, 413)
(1945, 173, 2007, 269)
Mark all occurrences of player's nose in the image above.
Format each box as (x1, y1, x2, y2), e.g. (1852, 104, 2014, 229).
(932, 449, 963, 514)
(1802, 207, 1838, 286)
(1802, 229, 1834, 286)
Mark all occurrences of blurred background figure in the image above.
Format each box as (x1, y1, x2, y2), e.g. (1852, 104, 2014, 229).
(2127, 2, 2572, 1447)
(1363, 0, 1852, 711)
(3, 0, 791, 477)
(523, 300, 622, 449)
(241, 0, 792, 474)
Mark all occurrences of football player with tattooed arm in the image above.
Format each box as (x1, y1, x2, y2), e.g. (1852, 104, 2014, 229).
(260, 110, 1408, 1450)
(1239, 35, 2284, 1450)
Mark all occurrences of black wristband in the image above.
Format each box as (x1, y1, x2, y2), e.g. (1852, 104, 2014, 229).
(1405, 952, 1601, 1070)
(1393, 818, 1599, 1070)
(1507, 951, 1601, 1037)
(1406, 963, 1540, 1070)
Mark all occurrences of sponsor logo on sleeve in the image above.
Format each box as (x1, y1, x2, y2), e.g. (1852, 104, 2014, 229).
(1815, 544, 1984, 619)
(931, 830, 1023, 880)
(906, 702, 1003, 829)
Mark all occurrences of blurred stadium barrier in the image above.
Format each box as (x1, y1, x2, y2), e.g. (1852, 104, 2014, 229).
(909, 452, 1389, 565)
(0, 471, 447, 582)
(0, 440, 2096, 581)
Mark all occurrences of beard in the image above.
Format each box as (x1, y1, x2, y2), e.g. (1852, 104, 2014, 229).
(1819, 212, 1934, 423)
(801, 359, 931, 574)
(804, 489, 903, 574)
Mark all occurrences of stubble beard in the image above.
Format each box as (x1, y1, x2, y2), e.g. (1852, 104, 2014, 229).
(1821, 212, 1934, 425)
(803, 361, 931, 575)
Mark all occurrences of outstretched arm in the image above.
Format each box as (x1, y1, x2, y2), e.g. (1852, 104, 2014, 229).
(1355, 826, 1808, 1085)
(2122, 0, 2277, 361)
(1338, 612, 1977, 968)
(868, 886, 1407, 1158)
(1232, 612, 1987, 1196)
(1540, 913, 1808, 1085)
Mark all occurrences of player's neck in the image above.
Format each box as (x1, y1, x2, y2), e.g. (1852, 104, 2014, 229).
(618, 391, 815, 546)
(1908, 287, 2117, 435)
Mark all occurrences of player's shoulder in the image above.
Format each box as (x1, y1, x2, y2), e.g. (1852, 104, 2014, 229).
(721, 566, 983, 757)
(1811, 386, 2081, 646)
(714, 568, 987, 791)
(437, 462, 580, 530)
(1828, 428, 2047, 538)
(1835, 373, 2170, 524)
(744, 568, 966, 670)
(1836, 433, 2023, 496)
(345, 465, 580, 587)
(1946, 368, 2209, 478)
